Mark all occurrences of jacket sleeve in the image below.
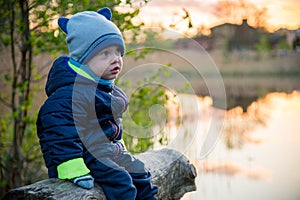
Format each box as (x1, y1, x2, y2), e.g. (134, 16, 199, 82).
(37, 85, 87, 173)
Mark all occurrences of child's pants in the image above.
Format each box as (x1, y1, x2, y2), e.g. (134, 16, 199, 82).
(86, 150, 158, 200)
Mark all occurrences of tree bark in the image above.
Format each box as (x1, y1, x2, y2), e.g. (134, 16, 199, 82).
(1, 148, 197, 200)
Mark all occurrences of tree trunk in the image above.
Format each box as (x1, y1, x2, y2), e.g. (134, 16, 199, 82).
(1, 148, 197, 200)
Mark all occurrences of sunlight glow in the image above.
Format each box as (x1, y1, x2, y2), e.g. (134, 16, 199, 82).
(136, 0, 300, 34)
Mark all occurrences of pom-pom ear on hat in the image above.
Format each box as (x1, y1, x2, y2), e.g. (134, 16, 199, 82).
(97, 7, 112, 20)
(57, 7, 111, 34)
(58, 7, 125, 63)
(58, 17, 69, 34)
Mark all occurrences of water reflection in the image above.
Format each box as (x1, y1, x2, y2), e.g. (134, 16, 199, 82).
(177, 91, 300, 200)
(222, 99, 269, 149)
(198, 160, 272, 182)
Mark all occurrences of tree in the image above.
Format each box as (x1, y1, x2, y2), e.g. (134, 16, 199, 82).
(0, 0, 145, 195)
(255, 35, 272, 58)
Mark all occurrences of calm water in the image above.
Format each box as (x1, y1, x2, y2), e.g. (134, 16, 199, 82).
(164, 91, 300, 200)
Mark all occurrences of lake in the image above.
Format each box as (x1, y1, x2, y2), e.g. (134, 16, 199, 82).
(63, 48, 300, 199)
(171, 91, 300, 200)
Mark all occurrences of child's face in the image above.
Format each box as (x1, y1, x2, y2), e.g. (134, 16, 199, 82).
(87, 45, 123, 80)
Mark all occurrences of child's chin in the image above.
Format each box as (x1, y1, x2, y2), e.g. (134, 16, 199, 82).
(102, 75, 117, 80)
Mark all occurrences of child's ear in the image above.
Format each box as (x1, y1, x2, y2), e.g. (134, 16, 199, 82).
(97, 7, 112, 20)
(58, 17, 69, 34)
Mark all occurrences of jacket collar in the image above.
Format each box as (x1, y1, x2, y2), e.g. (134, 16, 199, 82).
(68, 58, 115, 90)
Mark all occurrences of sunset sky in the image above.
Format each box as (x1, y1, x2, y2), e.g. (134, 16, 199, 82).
(133, 0, 300, 34)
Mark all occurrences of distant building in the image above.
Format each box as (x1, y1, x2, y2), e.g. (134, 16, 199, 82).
(274, 28, 295, 47)
(175, 35, 213, 51)
(174, 20, 300, 53)
(210, 22, 238, 50)
(211, 19, 260, 51)
(193, 35, 213, 51)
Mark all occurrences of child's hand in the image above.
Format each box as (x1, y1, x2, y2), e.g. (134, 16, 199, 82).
(71, 174, 94, 189)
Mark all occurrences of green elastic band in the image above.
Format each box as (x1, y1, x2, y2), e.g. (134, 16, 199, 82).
(68, 60, 96, 82)
(57, 158, 90, 179)
(118, 138, 127, 151)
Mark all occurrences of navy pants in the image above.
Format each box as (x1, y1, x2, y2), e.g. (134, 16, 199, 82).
(86, 151, 158, 200)
(48, 149, 158, 200)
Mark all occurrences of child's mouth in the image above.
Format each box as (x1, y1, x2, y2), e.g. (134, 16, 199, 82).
(111, 66, 120, 74)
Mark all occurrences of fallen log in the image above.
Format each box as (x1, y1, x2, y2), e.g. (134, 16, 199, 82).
(2, 148, 197, 200)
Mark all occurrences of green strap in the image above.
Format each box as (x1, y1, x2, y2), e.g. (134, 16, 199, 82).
(118, 138, 127, 151)
(57, 158, 90, 179)
(68, 60, 96, 82)
(68, 59, 115, 86)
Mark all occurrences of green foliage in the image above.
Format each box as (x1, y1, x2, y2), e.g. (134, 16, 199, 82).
(126, 29, 176, 60)
(277, 39, 290, 50)
(126, 29, 174, 60)
(119, 66, 175, 154)
(255, 35, 271, 53)
(0, 112, 45, 185)
(0, 0, 148, 195)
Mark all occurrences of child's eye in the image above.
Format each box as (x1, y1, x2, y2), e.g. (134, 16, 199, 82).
(115, 48, 121, 55)
(101, 51, 109, 56)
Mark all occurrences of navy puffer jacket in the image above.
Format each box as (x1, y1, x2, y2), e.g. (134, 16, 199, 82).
(36, 56, 128, 171)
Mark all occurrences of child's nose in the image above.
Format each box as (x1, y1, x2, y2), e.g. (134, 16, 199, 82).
(111, 53, 121, 62)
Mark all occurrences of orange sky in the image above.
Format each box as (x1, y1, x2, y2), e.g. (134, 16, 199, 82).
(133, 0, 300, 34)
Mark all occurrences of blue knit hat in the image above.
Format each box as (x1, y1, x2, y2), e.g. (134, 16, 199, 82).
(58, 7, 125, 63)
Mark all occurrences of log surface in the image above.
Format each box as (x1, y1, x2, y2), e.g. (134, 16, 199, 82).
(1, 148, 197, 200)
